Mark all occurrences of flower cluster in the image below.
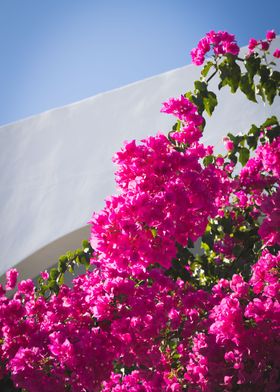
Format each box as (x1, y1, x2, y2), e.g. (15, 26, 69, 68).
(90, 131, 229, 271)
(1, 29, 280, 391)
(248, 29, 280, 57)
(256, 136, 280, 178)
(259, 188, 280, 246)
(191, 30, 240, 65)
(1, 248, 279, 391)
(160, 95, 204, 144)
(185, 251, 280, 391)
(0, 261, 214, 391)
(191, 29, 280, 65)
(240, 136, 279, 192)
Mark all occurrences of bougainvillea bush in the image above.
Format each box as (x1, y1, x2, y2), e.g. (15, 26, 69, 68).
(1, 30, 280, 392)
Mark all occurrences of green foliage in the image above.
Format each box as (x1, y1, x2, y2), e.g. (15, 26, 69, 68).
(185, 82, 217, 120)
(238, 147, 250, 166)
(203, 91, 218, 116)
(203, 154, 214, 166)
(224, 116, 280, 167)
(245, 55, 261, 81)
(201, 61, 214, 78)
(168, 200, 264, 290)
(36, 240, 94, 297)
(239, 74, 257, 102)
(218, 57, 241, 93)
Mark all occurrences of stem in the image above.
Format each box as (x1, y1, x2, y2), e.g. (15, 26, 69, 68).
(206, 69, 218, 84)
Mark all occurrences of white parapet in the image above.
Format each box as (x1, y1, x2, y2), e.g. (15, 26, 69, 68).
(0, 39, 280, 280)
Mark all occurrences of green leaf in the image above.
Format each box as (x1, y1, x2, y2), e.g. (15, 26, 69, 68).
(57, 274, 64, 286)
(244, 55, 261, 81)
(218, 60, 241, 93)
(218, 61, 230, 89)
(227, 132, 236, 141)
(239, 74, 257, 102)
(246, 135, 258, 150)
(202, 232, 214, 248)
(201, 61, 214, 78)
(271, 70, 280, 83)
(203, 155, 214, 166)
(262, 80, 277, 105)
(50, 268, 59, 280)
(228, 62, 241, 93)
(80, 255, 90, 271)
(194, 80, 207, 93)
(220, 217, 233, 234)
(58, 255, 68, 273)
(227, 132, 244, 149)
(203, 91, 217, 116)
(151, 227, 157, 238)
(75, 248, 84, 257)
(239, 147, 250, 166)
(39, 284, 49, 295)
(228, 153, 237, 164)
(201, 241, 210, 252)
(58, 259, 67, 273)
(248, 124, 259, 136)
(82, 239, 90, 249)
(190, 92, 204, 114)
(258, 65, 270, 83)
(66, 251, 74, 259)
(176, 120, 181, 131)
(267, 125, 280, 142)
(225, 53, 237, 63)
(261, 116, 279, 129)
(48, 280, 59, 294)
(184, 91, 193, 100)
(256, 83, 265, 101)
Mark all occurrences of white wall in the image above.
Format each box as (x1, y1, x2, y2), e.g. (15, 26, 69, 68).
(0, 39, 279, 280)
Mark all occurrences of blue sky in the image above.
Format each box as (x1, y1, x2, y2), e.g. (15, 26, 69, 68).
(1, 0, 280, 125)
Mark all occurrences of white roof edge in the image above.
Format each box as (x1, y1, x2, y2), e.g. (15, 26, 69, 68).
(0, 63, 192, 129)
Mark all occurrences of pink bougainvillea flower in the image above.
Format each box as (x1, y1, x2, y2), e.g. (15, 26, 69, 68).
(223, 137, 234, 151)
(248, 38, 259, 51)
(5, 268, 18, 290)
(273, 48, 280, 58)
(260, 40, 269, 51)
(266, 29, 276, 41)
(191, 30, 239, 65)
(40, 271, 49, 280)
(160, 95, 203, 126)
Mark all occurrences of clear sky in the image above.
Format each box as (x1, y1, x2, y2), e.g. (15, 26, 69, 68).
(1, 0, 280, 125)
